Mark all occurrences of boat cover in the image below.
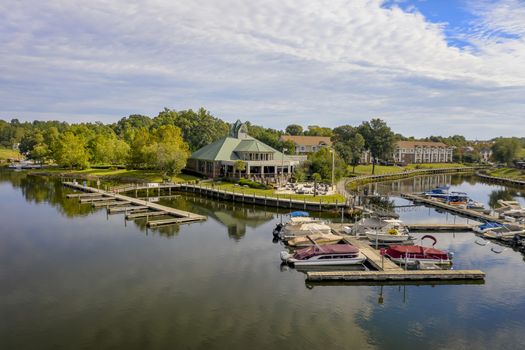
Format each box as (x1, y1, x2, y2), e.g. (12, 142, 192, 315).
(290, 211, 309, 217)
(386, 245, 448, 259)
(293, 244, 359, 260)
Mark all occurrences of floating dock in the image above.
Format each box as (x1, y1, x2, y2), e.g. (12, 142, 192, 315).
(63, 182, 206, 226)
(306, 270, 485, 282)
(318, 227, 486, 283)
(401, 193, 503, 223)
(406, 223, 476, 231)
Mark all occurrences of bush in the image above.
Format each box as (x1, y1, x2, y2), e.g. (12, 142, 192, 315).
(238, 178, 269, 190)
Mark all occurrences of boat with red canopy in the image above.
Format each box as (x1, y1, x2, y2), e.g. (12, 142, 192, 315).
(384, 235, 453, 266)
(280, 244, 365, 267)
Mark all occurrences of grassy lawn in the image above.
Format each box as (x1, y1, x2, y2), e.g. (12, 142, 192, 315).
(29, 167, 198, 183)
(349, 163, 467, 176)
(0, 147, 22, 161)
(207, 182, 346, 204)
(486, 168, 525, 181)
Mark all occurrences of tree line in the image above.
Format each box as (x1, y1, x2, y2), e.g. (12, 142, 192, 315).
(1, 110, 523, 180)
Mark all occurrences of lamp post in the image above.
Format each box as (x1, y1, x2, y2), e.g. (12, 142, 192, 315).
(329, 149, 335, 192)
(281, 147, 288, 185)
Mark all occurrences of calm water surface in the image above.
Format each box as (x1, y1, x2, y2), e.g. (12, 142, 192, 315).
(1, 171, 525, 350)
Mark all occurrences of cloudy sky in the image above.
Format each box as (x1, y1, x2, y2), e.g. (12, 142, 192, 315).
(1, 0, 524, 138)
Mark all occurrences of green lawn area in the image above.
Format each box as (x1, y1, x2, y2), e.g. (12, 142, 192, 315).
(29, 167, 198, 183)
(349, 163, 467, 176)
(0, 147, 21, 161)
(208, 182, 346, 204)
(487, 168, 525, 181)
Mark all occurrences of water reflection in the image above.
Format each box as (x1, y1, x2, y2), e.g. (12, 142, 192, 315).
(3, 170, 525, 350)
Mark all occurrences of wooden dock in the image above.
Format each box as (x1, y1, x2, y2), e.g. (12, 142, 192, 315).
(125, 211, 169, 220)
(401, 193, 503, 223)
(406, 223, 476, 231)
(306, 269, 485, 282)
(92, 200, 131, 207)
(63, 182, 206, 226)
(344, 237, 402, 271)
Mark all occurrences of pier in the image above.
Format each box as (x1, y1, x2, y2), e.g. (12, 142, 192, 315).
(111, 183, 350, 212)
(306, 269, 485, 282)
(319, 226, 486, 283)
(400, 193, 503, 223)
(63, 182, 206, 227)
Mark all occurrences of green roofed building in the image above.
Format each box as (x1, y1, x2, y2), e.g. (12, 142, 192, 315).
(186, 120, 304, 179)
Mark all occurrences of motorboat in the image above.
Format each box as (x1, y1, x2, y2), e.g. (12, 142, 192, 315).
(287, 233, 343, 247)
(482, 225, 525, 240)
(384, 235, 453, 266)
(423, 186, 450, 198)
(473, 222, 504, 234)
(467, 199, 486, 211)
(272, 211, 320, 238)
(351, 217, 390, 237)
(424, 186, 469, 205)
(280, 244, 366, 267)
(280, 222, 332, 241)
(365, 219, 411, 243)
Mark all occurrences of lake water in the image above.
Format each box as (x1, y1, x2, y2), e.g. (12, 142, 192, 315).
(1, 171, 525, 350)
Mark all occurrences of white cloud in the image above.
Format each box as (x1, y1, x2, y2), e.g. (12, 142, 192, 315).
(0, 0, 524, 137)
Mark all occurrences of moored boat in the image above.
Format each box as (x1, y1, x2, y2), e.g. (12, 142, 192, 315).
(365, 219, 410, 243)
(473, 222, 504, 234)
(482, 225, 525, 240)
(280, 244, 366, 267)
(287, 233, 343, 247)
(384, 235, 453, 266)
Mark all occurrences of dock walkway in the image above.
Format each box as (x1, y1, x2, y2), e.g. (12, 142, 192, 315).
(306, 270, 485, 282)
(63, 182, 206, 226)
(401, 193, 503, 223)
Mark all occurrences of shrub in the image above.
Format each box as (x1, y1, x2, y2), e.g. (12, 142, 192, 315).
(238, 178, 269, 189)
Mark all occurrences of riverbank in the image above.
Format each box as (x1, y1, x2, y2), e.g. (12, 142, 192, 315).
(345, 166, 479, 191)
(27, 167, 198, 185)
(483, 168, 525, 182)
(349, 163, 467, 176)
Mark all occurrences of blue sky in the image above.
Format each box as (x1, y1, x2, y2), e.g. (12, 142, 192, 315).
(1, 0, 524, 139)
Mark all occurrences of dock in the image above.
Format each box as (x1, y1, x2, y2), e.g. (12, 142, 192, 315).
(63, 182, 206, 226)
(406, 223, 476, 231)
(401, 193, 503, 223)
(306, 270, 485, 282)
(344, 237, 402, 271)
(125, 211, 169, 220)
(322, 226, 486, 283)
(92, 200, 131, 207)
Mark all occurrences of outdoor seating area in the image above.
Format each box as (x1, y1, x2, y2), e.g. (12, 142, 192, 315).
(276, 182, 335, 196)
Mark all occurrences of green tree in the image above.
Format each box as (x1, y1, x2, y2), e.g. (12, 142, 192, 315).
(54, 132, 89, 169)
(358, 119, 395, 174)
(153, 125, 189, 177)
(492, 138, 522, 165)
(306, 148, 345, 183)
(285, 124, 303, 135)
(304, 125, 333, 137)
(233, 160, 246, 178)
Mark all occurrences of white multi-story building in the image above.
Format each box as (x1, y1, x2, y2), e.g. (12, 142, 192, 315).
(393, 141, 453, 164)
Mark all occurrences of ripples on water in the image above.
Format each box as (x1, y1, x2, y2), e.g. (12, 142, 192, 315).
(1, 171, 525, 350)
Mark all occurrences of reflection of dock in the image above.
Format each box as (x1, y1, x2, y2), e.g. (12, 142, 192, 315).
(401, 193, 503, 223)
(63, 182, 206, 227)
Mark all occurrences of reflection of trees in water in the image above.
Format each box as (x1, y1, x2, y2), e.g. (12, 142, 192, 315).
(366, 196, 395, 211)
(2, 171, 94, 217)
(488, 190, 518, 209)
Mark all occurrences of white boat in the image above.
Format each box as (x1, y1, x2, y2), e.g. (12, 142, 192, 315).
(287, 233, 343, 247)
(280, 244, 366, 267)
(280, 221, 332, 241)
(473, 222, 504, 234)
(483, 225, 525, 240)
(365, 219, 410, 243)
